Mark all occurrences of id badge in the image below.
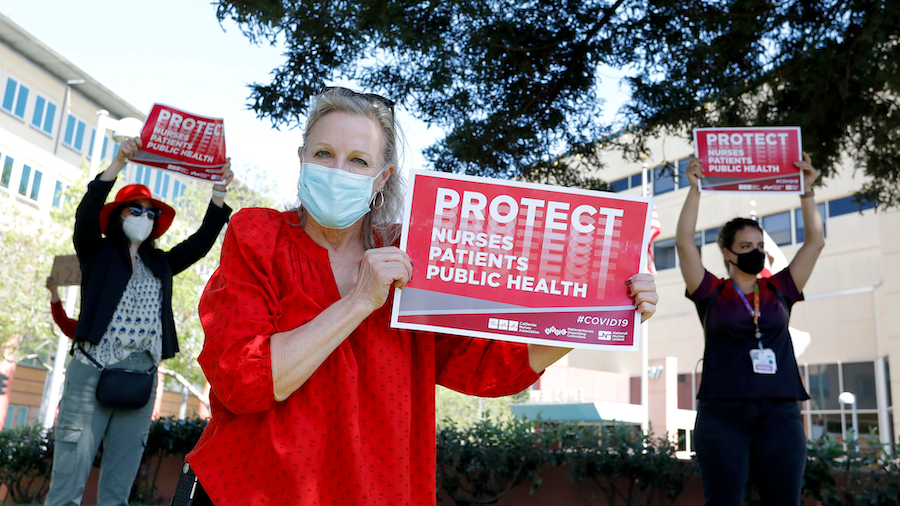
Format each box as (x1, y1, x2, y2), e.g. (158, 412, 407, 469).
(749, 348, 777, 375)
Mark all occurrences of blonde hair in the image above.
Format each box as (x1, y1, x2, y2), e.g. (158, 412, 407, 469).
(296, 88, 405, 249)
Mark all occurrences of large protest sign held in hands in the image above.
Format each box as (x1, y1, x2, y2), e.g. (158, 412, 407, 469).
(391, 171, 654, 351)
(693, 126, 803, 193)
(129, 104, 227, 183)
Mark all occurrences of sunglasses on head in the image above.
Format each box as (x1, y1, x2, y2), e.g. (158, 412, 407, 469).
(320, 86, 395, 114)
(127, 204, 160, 220)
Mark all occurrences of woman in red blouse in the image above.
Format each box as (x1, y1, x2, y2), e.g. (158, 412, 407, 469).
(185, 86, 659, 506)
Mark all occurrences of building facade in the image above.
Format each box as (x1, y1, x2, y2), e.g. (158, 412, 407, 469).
(513, 131, 900, 450)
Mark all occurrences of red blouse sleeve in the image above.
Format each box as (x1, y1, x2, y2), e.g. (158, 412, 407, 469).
(198, 208, 281, 415)
(50, 299, 77, 339)
(434, 334, 541, 397)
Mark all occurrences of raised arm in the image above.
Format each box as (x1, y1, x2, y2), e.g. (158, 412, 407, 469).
(72, 139, 135, 260)
(788, 153, 825, 292)
(676, 158, 706, 294)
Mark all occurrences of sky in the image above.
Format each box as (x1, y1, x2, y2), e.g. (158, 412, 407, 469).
(0, 0, 632, 205)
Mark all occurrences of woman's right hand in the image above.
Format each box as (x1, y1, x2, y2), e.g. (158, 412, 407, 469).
(115, 136, 142, 163)
(351, 246, 414, 311)
(685, 157, 704, 191)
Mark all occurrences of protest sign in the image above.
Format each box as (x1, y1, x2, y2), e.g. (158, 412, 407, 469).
(50, 255, 80, 287)
(391, 171, 654, 351)
(693, 126, 803, 193)
(129, 104, 227, 183)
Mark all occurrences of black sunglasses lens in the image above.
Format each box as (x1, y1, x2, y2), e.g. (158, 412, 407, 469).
(127, 205, 159, 219)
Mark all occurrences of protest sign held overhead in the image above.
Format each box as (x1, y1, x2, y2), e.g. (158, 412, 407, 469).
(129, 104, 227, 183)
(693, 126, 804, 193)
(391, 171, 654, 351)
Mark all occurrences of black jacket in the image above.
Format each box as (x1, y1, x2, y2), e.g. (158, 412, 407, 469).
(73, 177, 232, 360)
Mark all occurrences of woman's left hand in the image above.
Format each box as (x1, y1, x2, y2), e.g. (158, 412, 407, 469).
(626, 273, 658, 323)
(794, 152, 819, 193)
(213, 158, 234, 192)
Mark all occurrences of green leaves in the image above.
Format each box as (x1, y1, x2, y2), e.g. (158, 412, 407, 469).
(218, 0, 900, 205)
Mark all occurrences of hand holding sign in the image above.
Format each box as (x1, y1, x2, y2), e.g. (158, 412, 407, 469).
(628, 273, 658, 323)
(116, 136, 142, 162)
(354, 247, 415, 311)
(795, 152, 818, 194)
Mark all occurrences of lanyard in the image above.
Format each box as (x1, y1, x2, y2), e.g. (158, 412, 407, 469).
(732, 281, 762, 347)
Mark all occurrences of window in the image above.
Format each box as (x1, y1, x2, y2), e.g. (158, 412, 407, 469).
(694, 231, 702, 255)
(2, 76, 30, 120)
(62, 114, 87, 152)
(88, 128, 96, 159)
(139, 165, 152, 186)
(677, 158, 691, 189)
(0, 154, 13, 188)
(17, 164, 42, 201)
(630, 173, 642, 189)
(154, 169, 164, 195)
(53, 181, 64, 207)
(828, 195, 876, 218)
(15, 406, 28, 428)
(102, 136, 110, 161)
(30, 94, 57, 135)
(609, 177, 629, 192)
(794, 204, 826, 243)
(3, 405, 13, 429)
(161, 172, 170, 198)
(111, 141, 120, 160)
(30, 169, 42, 200)
(18, 164, 31, 196)
(654, 237, 677, 271)
(704, 227, 720, 245)
(653, 164, 675, 195)
(843, 362, 877, 410)
(808, 363, 840, 410)
(762, 211, 792, 246)
(172, 180, 186, 201)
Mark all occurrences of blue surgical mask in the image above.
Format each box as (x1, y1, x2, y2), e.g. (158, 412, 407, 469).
(297, 162, 385, 229)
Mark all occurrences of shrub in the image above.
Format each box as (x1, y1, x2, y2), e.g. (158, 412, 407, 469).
(565, 422, 689, 506)
(436, 414, 567, 505)
(0, 425, 53, 503)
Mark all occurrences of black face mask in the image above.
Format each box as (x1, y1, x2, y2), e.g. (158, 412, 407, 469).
(728, 248, 766, 275)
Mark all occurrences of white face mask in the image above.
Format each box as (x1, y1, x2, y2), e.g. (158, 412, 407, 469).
(122, 215, 154, 243)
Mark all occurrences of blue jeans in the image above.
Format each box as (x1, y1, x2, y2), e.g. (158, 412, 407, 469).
(694, 398, 807, 506)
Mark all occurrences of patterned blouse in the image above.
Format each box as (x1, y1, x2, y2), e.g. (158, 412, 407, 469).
(76, 254, 163, 368)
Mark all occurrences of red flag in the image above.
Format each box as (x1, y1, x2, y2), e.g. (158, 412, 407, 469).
(647, 206, 661, 275)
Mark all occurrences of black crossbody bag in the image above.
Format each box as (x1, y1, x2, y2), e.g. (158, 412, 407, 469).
(77, 345, 156, 410)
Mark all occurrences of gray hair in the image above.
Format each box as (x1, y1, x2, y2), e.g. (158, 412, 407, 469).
(296, 88, 406, 249)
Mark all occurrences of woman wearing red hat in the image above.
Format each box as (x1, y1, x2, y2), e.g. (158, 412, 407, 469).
(44, 137, 233, 506)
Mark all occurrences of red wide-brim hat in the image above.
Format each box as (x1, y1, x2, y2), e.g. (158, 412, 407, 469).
(98, 184, 176, 239)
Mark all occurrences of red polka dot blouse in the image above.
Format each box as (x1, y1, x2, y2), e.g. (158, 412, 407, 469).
(187, 209, 541, 506)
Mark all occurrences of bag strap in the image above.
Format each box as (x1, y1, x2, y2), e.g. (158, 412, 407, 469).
(701, 282, 727, 332)
(765, 280, 791, 317)
(76, 344, 105, 371)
